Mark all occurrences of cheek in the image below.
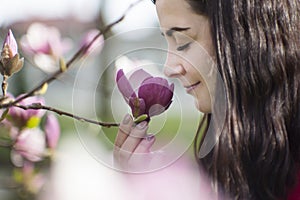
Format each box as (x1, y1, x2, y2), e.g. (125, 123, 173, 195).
(184, 45, 215, 77)
(194, 83, 212, 113)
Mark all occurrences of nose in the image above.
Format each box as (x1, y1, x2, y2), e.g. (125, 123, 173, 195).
(163, 52, 186, 78)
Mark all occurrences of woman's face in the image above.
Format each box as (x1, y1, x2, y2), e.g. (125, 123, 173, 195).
(156, 0, 215, 113)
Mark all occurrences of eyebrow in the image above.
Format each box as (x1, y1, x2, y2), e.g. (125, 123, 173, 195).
(162, 27, 191, 37)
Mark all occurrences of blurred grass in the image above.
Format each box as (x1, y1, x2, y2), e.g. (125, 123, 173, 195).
(101, 115, 202, 156)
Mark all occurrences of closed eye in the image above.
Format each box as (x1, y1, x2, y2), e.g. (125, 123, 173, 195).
(177, 42, 192, 51)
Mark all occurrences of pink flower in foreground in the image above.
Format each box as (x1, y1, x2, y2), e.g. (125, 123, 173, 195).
(8, 95, 46, 128)
(116, 69, 174, 119)
(11, 128, 46, 166)
(44, 114, 60, 149)
(0, 29, 24, 76)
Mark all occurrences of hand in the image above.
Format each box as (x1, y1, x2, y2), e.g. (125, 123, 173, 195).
(113, 114, 156, 172)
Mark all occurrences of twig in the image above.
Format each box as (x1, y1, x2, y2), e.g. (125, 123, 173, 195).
(2, 75, 8, 97)
(15, 103, 120, 128)
(0, 0, 144, 109)
(0, 140, 12, 148)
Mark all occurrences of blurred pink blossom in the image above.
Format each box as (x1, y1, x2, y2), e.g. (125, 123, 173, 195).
(22, 161, 46, 194)
(123, 155, 218, 200)
(8, 94, 46, 128)
(21, 23, 72, 56)
(45, 113, 60, 149)
(1, 94, 61, 167)
(11, 128, 46, 166)
(20, 23, 72, 73)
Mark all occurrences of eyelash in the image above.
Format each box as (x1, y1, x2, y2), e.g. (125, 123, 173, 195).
(177, 42, 191, 51)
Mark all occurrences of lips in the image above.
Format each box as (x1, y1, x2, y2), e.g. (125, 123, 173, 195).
(184, 81, 201, 93)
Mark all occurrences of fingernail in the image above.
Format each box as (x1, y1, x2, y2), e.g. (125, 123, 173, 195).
(136, 121, 147, 129)
(122, 114, 131, 124)
(146, 134, 155, 141)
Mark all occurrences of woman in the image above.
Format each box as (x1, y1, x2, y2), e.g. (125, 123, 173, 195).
(114, 0, 300, 199)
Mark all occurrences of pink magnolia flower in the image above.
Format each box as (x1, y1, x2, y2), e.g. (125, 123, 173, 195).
(0, 29, 24, 76)
(8, 95, 46, 128)
(44, 114, 60, 149)
(21, 23, 72, 56)
(116, 69, 174, 119)
(20, 23, 72, 73)
(11, 128, 46, 166)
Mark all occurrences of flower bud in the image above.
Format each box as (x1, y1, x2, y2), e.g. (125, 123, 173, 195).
(3, 29, 18, 57)
(0, 29, 24, 76)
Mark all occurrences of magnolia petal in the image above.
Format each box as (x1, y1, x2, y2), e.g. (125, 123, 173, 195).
(19, 95, 46, 119)
(169, 83, 175, 93)
(148, 104, 166, 117)
(11, 150, 24, 167)
(20, 23, 72, 57)
(138, 77, 174, 116)
(20, 36, 51, 55)
(13, 128, 46, 162)
(116, 69, 136, 102)
(3, 29, 18, 56)
(8, 95, 45, 128)
(33, 54, 59, 73)
(128, 69, 152, 92)
(45, 114, 60, 149)
(129, 97, 146, 118)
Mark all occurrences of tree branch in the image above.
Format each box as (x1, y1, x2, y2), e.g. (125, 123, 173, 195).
(0, 140, 12, 148)
(15, 103, 120, 128)
(0, 0, 144, 109)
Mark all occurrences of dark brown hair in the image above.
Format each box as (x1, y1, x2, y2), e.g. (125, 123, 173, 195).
(191, 0, 300, 199)
(154, 0, 300, 199)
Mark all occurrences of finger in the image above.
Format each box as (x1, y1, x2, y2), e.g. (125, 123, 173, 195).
(133, 134, 156, 153)
(118, 121, 148, 162)
(113, 114, 133, 167)
(114, 114, 133, 149)
(127, 135, 156, 170)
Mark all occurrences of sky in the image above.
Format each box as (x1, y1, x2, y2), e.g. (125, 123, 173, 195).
(0, 0, 102, 24)
(0, 0, 158, 32)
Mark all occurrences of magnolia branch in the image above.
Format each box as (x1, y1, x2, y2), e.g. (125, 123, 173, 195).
(0, 0, 144, 109)
(15, 103, 120, 128)
(0, 140, 12, 148)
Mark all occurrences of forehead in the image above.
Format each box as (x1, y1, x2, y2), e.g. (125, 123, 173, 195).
(156, 0, 209, 36)
(156, 0, 199, 29)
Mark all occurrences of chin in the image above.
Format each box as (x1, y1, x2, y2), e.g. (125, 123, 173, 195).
(195, 99, 212, 114)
